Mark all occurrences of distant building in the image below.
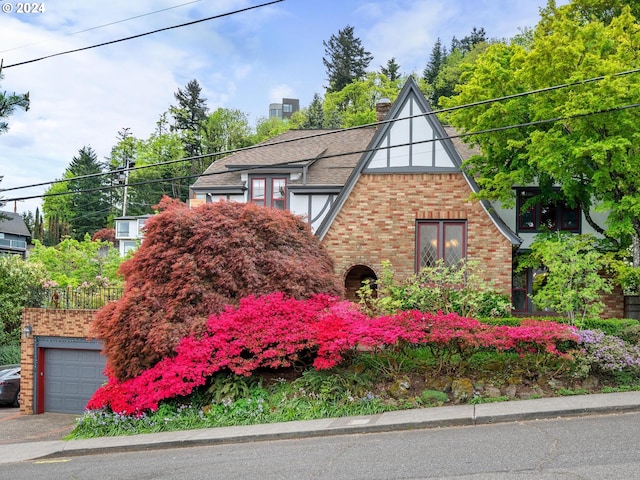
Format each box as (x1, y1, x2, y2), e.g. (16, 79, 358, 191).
(268, 98, 299, 119)
(114, 214, 152, 256)
(0, 211, 31, 258)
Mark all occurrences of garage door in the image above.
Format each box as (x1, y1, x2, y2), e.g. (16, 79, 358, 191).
(44, 348, 107, 413)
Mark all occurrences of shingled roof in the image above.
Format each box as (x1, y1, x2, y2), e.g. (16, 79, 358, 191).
(190, 127, 376, 191)
(0, 211, 31, 237)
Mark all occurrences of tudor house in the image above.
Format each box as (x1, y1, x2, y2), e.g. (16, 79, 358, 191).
(190, 78, 622, 317)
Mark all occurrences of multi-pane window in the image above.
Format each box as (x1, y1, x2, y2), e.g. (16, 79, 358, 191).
(250, 178, 266, 206)
(517, 189, 580, 233)
(250, 177, 286, 209)
(417, 221, 466, 270)
(272, 179, 286, 210)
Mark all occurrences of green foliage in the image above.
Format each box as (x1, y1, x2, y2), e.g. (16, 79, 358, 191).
(92, 197, 343, 381)
(581, 317, 639, 338)
(252, 116, 292, 143)
(442, 2, 640, 265)
(322, 25, 373, 93)
(202, 108, 253, 156)
(28, 235, 123, 288)
(0, 344, 20, 364)
(205, 372, 261, 404)
(380, 57, 401, 81)
(124, 126, 190, 211)
(0, 255, 47, 345)
(0, 68, 29, 134)
(323, 72, 406, 128)
(359, 259, 511, 318)
(67, 146, 112, 240)
(169, 79, 208, 162)
(519, 232, 613, 324)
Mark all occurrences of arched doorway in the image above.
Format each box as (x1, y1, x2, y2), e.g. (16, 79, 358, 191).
(344, 265, 377, 302)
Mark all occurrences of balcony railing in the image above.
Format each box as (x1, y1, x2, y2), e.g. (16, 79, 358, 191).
(0, 238, 27, 250)
(28, 287, 124, 309)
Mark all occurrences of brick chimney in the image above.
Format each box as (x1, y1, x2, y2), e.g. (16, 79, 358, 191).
(375, 98, 392, 126)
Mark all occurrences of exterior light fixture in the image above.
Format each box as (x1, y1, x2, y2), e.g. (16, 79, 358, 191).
(22, 324, 33, 339)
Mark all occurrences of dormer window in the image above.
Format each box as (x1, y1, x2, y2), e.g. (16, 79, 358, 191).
(250, 177, 287, 209)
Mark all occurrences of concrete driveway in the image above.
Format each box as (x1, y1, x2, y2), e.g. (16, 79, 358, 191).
(0, 406, 77, 444)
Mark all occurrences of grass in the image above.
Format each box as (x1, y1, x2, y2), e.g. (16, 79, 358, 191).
(67, 344, 640, 440)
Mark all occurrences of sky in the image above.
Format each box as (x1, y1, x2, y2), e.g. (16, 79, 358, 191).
(0, 0, 556, 215)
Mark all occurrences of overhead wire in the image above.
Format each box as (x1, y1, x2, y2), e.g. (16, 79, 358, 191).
(4, 99, 639, 203)
(0, 0, 206, 54)
(2, 66, 640, 198)
(1, 0, 284, 68)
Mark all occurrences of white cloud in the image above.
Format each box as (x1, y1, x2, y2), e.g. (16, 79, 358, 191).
(0, 0, 558, 216)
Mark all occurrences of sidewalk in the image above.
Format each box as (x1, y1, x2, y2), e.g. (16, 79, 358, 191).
(2, 391, 640, 464)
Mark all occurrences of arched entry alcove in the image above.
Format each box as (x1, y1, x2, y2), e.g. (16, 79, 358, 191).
(343, 265, 377, 302)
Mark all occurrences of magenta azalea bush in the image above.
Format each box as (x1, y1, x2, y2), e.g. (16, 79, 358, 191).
(88, 293, 579, 415)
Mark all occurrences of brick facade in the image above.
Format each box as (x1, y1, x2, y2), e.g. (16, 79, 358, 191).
(322, 172, 514, 295)
(20, 308, 96, 414)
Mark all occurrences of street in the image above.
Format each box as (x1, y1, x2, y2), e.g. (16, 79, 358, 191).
(4, 411, 640, 479)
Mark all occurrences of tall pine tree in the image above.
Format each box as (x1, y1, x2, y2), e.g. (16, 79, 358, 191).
(169, 79, 208, 174)
(381, 57, 401, 81)
(322, 25, 373, 93)
(67, 146, 110, 240)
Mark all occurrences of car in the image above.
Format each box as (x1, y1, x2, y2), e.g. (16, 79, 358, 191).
(0, 364, 20, 407)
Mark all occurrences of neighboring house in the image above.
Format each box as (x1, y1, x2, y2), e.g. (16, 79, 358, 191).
(190, 77, 624, 317)
(269, 98, 300, 119)
(0, 211, 31, 257)
(114, 214, 151, 256)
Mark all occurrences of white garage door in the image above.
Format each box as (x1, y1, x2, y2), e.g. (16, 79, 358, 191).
(44, 348, 107, 413)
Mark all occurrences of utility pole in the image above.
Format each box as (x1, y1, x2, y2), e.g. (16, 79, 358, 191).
(117, 127, 133, 217)
(122, 158, 130, 217)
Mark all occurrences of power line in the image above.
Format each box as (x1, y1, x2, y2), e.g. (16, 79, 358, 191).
(1, 0, 284, 69)
(4, 100, 639, 204)
(3, 66, 640, 195)
(0, 0, 206, 54)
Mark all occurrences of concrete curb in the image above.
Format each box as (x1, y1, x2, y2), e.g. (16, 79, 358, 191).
(4, 391, 640, 464)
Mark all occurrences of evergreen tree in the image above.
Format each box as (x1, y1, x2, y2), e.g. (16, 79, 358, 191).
(322, 25, 373, 93)
(451, 27, 486, 54)
(67, 146, 110, 240)
(381, 57, 401, 81)
(0, 68, 29, 134)
(302, 93, 326, 129)
(169, 79, 208, 173)
(423, 38, 447, 85)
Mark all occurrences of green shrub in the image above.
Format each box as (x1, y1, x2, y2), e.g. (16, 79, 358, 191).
(582, 318, 639, 337)
(0, 344, 20, 365)
(518, 232, 612, 324)
(358, 259, 511, 318)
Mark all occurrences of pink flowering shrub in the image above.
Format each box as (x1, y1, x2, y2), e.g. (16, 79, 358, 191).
(87, 293, 578, 415)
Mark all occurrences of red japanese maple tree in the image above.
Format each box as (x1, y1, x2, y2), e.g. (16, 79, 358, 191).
(91, 197, 343, 381)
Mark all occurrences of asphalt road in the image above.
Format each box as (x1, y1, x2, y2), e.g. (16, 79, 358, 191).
(4, 411, 640, 479)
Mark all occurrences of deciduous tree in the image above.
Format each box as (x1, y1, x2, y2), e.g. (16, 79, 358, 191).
(92, 197, 344, 381)
(441, 0, 640, 277)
